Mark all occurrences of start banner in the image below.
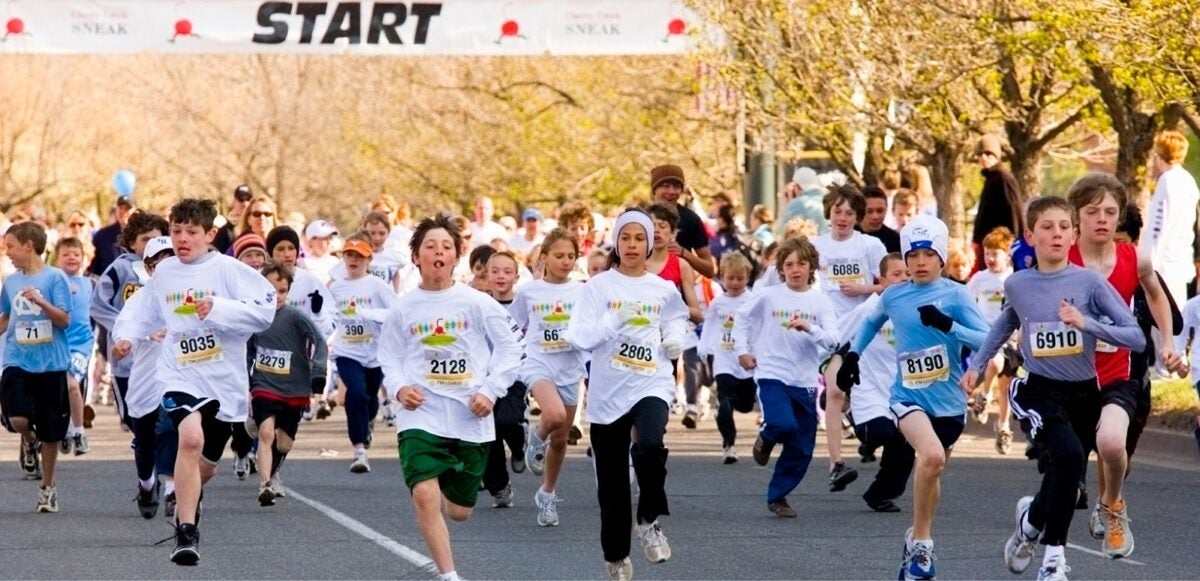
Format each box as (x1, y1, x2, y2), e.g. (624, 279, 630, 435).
(0, 1, 695, 55)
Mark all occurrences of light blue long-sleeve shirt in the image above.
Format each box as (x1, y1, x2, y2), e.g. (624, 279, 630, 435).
(851, 278, 989, 417)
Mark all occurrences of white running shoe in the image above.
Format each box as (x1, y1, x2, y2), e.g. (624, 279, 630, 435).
(1037, 556, 1070, 581)
(1088, 503, 1105, 539)
(233, 455, 249, 480)
(350, 455, 371, 474)
(635, 521, 671, 563)
(604, 557, 633, 581)
(722, 445, 739, 464)
(1005, 496, 1038, 574)
(525, 423, 548, 476)
(535, 489, 559, 526)
(36, 485, 58, 513)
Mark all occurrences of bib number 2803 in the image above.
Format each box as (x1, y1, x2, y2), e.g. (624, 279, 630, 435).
(610, 335, 657, 377)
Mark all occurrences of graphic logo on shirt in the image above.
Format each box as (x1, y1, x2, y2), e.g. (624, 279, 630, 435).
(606, 301, 659, 327)
(412, 317, 468, 346)
(535, 301, 574, 324)
(337, 296, 374, 316)
(881, 322, 896, 346)
(984, 288, 1004, 304)
(11, 290, 44, 316)
(721, 313, 736, 330)
(772, 308, 815, 329)
(121, 282, 142, 301)
(167, 288, 216, 315)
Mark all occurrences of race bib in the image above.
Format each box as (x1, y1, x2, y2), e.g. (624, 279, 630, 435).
(1030, 322, 1082, 358)
(255, 347, 292, 375)
(15, 320, 52, 345)
(719, 330, 736, 351)
(898, 345, 949, 389)
(340, 318, 374, 344)
(425, 350, 473, 387)
(826, 258, 865, 285)
(610, 334, 658, 377)
(538, 323, 572, 354)
(172, 329, 224, 368)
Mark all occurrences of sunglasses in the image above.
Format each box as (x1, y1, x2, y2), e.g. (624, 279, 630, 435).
(69, 222, 87, 228)
(251, 211, 274, 218)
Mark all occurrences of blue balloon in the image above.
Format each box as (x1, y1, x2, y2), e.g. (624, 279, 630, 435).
(112, 169, 137, 198)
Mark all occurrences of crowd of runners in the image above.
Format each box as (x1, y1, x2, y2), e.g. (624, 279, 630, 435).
(2, 130, 1200, 581)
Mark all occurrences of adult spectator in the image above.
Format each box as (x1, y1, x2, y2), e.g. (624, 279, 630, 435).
(213, 184, 253, 254)
(879, 166, 903, 229)
(971, 134, 1023, 273)
(88, 195, 134, 276)
(470, 195, 508, 248)
(857, 185, 901, 253)
(649, 164, 716, 278)
(1143, 130, 1200, 307)
(508, 209, 545, 254)
(708, 203, 740, 265)
(777, 167, 829, 236)
(749, 204, 775, 246)
(230, 194, 277, 255)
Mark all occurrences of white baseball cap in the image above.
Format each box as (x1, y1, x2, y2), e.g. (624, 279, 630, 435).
(900, 214, 949, 265)
(305, 219, 338, 239)
(143, 236, 174, 260)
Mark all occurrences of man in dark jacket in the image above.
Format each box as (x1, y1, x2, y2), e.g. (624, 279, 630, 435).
(88, 196, 134, 276)
(213, 184, 253, 254)
(971, 135, 1024, 272)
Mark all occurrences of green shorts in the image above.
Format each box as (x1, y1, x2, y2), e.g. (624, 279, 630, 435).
(398, 429, 488, 508)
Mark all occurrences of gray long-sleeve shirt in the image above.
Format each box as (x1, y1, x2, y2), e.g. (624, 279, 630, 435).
(247, 305, 328, 400)
(90, 253, 146, 378)
(973, 265, 1145, 381)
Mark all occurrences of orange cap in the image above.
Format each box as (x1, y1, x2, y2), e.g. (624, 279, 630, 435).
(341, 239, 374, 258)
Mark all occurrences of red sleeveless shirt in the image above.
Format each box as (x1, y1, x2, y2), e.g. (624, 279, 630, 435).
(1067, 242, 1138, 385)
(656, 253, 683, 291)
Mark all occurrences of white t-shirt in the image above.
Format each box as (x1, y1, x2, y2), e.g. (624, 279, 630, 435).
(328, 248, 404, 291)
(112, 252, 276, 422)
(966, 268, 1011, 324)
(507, 232, 544, 255)
(329, 275, 399, 367)
(287, 267, 337, 337)
(1142, 165, 1200, 291)
(379, 283, 523, 443)
(698, 291, 754, 380)
(1176, 295, 1200, 379)
(565, 269, 688, 424)
(813, 231, 887, 315)
(839, 293, 896, 424)
(732, 284, 839, 388)
(511, 279, 587, 387)
(471, 221, 509, 248)
(114, 287, 166, 420)
(301, 253, 340, 286)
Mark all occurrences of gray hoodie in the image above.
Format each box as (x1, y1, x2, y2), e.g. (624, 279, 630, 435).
(90, 252, 147, 378)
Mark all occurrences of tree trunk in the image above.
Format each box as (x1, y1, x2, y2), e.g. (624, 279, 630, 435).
(928, 139, 967, 238)
(1007, 149, 1043, 201)
(1090, 63, 1159, 207)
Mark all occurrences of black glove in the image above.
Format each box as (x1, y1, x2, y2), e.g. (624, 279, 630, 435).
(309, 289, 323, 314)
(918, 305, 954, 333)
(311, 375, 326, 395)
(836, 352, 860, 393)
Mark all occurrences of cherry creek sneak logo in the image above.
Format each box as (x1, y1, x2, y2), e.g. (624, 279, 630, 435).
(3, 0, 26, 43)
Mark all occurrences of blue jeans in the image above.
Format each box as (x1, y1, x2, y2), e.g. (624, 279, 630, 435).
(757, 379, 818, 504)
(335, 357, 383, 446)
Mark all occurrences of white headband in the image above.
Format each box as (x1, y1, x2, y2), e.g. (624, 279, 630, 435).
(613, 210, 655, 257)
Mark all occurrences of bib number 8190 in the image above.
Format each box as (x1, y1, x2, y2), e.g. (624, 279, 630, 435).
(905, 353, 944, 375)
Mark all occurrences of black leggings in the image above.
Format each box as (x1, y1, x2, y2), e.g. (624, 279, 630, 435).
(230, 422, 254, 458)
(1010, 374, 1100, 546)
(715, 374, 756, 447)
(591, 397, 670, 563)
(131, 412, 159, 481)
(482, 382, 528, 494)
(854, 417, 914, 507)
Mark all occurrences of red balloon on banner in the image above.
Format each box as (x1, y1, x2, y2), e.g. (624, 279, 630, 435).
(667, 18, 686, 36)
(6, 18, 24, 35)
(175, 19, 192, 37)
(500, 20, 519, 37)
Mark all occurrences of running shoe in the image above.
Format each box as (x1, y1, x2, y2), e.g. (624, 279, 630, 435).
(233, 455, 248, 480)
(971, 392, 989, 425)
(302, 406, 314, 422)
(535, 490, 559, 526)
(1088, 503, 1105, 539)
(270, 475, 287, 498)
(248, 456, 257, 475)
(1102, 499, 1134, 559)
(568, 424, 582, 445)
(20, 440, 40, 479)
(136, 481, 161, 519)
(722, 445, 739, 464)
(869, 500, 901, 513)
(752, 434, 775, 466)
(170, 523, 200, 566)
(898, 528, 935, 581)
(511, 449, 527, 474)
(316, 400, 332, 419)
(258, 484, 276, 507)
(350, 455, 371, 474)
(525, 423, 548, 476)
(996, 429, 1013, 455)
(83, 404, 96, 428)
(60, 435, 73, 455)
(635, 521, 671, 563)
(1036, 556, 1070, 581)
(829, 462, 858, 492)
(1004, 496, 1038, 573)
(604, 557, 633, 581)
(73, 433, 90, 456)
(768, 499, 797, 518)
(681, 408, 698, 429)
(492, 484, 514, 508)
(36, 485, 58, 513)
(164, 492, 177, 520)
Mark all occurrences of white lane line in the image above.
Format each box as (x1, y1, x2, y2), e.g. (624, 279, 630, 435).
(283, 487, 440, 577)
(1066, 543, 1146, 566)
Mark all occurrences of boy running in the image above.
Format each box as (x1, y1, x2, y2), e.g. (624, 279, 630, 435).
(55, 237, 95, 455)
(1, 222, 73, 512)
(697, 252, 756, 464)
(837, 213, 989, 580)
(481, 250, 529, 508)
(112, 199, 275, 565)
(379, 214, 523, 581)
(965, 226, 1019, 453)
(963, 196, 1145, 581)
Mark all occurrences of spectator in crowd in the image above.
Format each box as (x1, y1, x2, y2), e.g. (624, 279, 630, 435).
(471, 195, 509, 249)
(971, 134, 1023, 274)
(777, 167, 829, 236)
(858, 185, 901, 253)
(89, 195, 134, 276)
(891, 189, 921, 230)
(213, 184, 253, 254)
(1142, 130, 1200, 307)
(649, 164, 716, 279)
(708, 203, 741, 265)
(750, 204, 775, 247)
(879, 166, 903, 229)
(509, 209, 545, 255)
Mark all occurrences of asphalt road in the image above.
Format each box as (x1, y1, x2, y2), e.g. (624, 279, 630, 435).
(2, 403, 1198, 580)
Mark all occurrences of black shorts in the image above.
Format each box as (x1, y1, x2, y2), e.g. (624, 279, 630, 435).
(1009, 373, 1100, 450)
(716, 374, 757, 413)
(251, 397, 305, 440)
(161, 391, 233, 465)
(0, 368, 70, 443)
(1100, 378, 1151, 457)
(889, 402, 965, 449)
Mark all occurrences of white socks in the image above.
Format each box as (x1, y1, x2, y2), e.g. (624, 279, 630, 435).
(439, 571, 460, 581)
(1043, 545, 1065, 567)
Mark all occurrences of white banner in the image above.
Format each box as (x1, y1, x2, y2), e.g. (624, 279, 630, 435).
(0, 1, 696, 55)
